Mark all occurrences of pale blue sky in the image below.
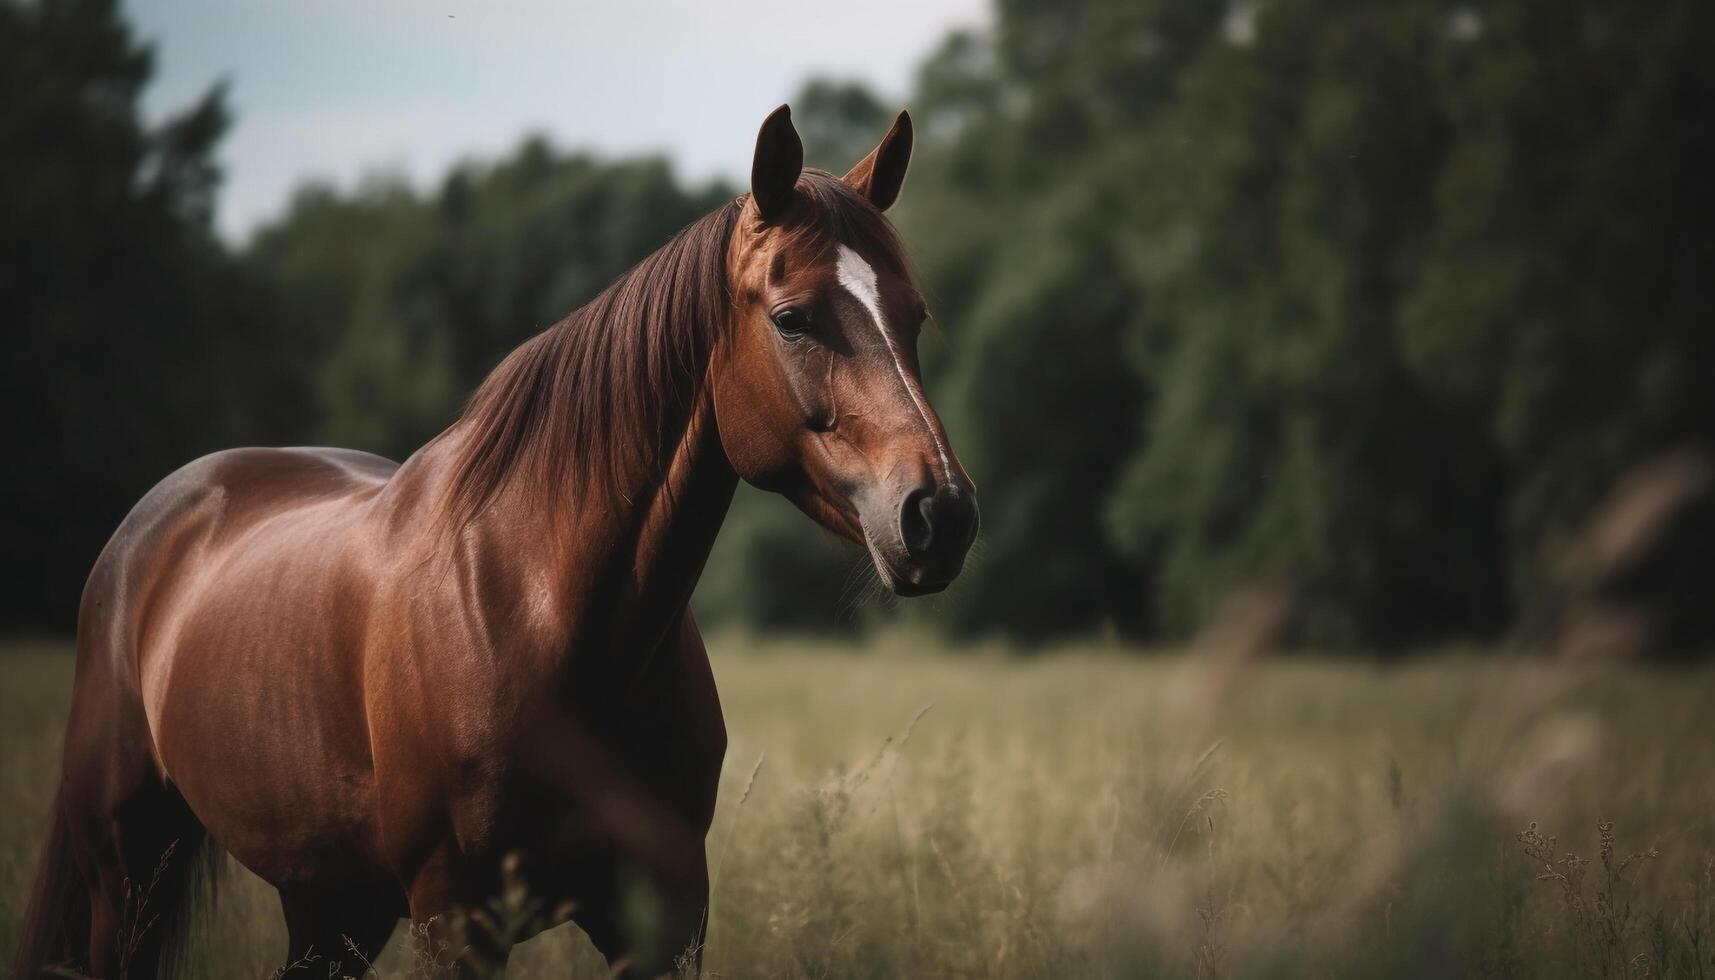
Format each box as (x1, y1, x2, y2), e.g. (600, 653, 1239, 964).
(125, 0, 990, 242)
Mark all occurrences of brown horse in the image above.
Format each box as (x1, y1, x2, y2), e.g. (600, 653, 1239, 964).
(13, 105, 977, 979)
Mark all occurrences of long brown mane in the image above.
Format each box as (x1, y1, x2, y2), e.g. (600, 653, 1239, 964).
(442, 171, 908, 525)
(443, 198, 742, 525)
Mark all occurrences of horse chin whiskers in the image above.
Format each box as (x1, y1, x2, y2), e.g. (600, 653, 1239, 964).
(860, 524, 898, 590)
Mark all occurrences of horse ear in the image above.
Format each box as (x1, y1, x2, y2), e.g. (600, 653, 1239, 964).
(843, 110, 913, 212)
(751, 104, 803, 223)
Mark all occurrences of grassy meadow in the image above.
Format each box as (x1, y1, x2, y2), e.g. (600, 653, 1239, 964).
(4, 633, 1714, 979)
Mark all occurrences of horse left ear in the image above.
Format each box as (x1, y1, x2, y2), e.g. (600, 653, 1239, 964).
(843, 110, 913, 212)
(752, 104, 804, 223)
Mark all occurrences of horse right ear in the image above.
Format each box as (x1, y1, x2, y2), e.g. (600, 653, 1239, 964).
(751, 104, 803, 223)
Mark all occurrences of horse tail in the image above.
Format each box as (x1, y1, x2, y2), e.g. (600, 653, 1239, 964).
(11, 784, 89, 979)
(150, 821, 223, 980)
(12, 781, 222, 980)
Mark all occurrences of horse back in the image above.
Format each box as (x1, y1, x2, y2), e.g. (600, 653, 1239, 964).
(81, 446, 393, 662)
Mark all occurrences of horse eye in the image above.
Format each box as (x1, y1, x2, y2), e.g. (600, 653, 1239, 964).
(772, 307, 812, 339)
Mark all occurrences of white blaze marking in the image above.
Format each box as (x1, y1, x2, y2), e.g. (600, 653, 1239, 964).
(835, 244, 953, 483)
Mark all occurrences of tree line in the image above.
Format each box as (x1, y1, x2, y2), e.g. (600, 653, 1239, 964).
(4, 0, 1711, 652)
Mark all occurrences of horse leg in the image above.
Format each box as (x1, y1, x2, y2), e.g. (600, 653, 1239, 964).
(565, 850, 626, 972)
(575, 851, 710, 979)
(576, 617, 722, 977)
(407, 853, 513, 979)
(278, 883, 400, 977)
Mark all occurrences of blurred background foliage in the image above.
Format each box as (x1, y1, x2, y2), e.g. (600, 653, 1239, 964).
(4, 0, 1712, 652)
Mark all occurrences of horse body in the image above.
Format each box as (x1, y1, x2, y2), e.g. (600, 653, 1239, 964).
(125, 447, 397, 885)
(16, 105, 977, 978)
(84, 423, 732, 960)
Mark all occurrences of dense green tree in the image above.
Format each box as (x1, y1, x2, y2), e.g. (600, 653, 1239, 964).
(1104, 0, 1714, 645)
(0, 0, 307, 628)
(884, 5, 1219, 636)
(1395, 0, 1715, 621)
(10, 0, 1712, 650)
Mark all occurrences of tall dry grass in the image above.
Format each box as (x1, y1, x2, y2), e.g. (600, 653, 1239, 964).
(3, 633, 1712, 978)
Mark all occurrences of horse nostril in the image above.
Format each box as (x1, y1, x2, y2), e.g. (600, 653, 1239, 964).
(900, 486, 979, 563)
(900, 487, 936, 559)
(944, 490, 979, 552)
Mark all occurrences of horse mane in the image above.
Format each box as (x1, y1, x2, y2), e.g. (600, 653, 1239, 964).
(441, 170, 907, 527)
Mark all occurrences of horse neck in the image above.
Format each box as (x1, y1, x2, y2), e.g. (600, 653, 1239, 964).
(587, 387, 738, 650)
(438, 385, 737, 680)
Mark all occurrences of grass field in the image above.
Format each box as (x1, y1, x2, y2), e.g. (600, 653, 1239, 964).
(4, 633, 1714, 978)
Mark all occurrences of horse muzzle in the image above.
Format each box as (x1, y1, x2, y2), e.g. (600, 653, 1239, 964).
(861, 480, 979, 596)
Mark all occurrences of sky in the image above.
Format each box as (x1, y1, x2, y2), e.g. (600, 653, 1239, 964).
(125, 0, 991, 243)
